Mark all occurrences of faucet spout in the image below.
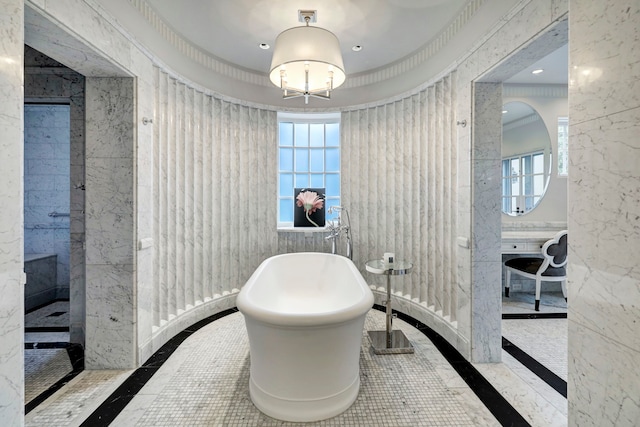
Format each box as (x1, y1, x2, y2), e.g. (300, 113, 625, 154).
(325, 231, 337, 254)
(326, 207, 353, 259)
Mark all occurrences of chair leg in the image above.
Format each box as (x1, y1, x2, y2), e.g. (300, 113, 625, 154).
(505, 269, 511, 297)
(535, 277, 541, 311)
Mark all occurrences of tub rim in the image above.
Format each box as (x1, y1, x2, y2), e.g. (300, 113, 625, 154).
(237, 252, 374, 327)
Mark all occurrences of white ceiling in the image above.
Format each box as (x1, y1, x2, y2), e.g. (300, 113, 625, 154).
(90, 0, 568, 106)
(145, 0, 468, 75)
(504, 43, 568, 85)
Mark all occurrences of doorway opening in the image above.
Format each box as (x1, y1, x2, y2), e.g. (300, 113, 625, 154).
(474, 19, 569, 397)
(23, 46, 85, 412)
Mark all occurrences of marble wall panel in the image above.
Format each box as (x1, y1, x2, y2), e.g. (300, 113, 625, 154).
(551, 0, 569, 20)
(136, 247, 154, 349)
(568, 110, 640, 352)
(568, 1, 640, 424)
(85, 157, 134, 264)
(568, 318, 640, 426)
(475, 0, 558, 78)
(470, 82, 502, 363)
(85, 263, 135, 368)
(570, 0, 640, 124)
(69, 235, 85, 344)
(86, 83, 134, 158)
(470, 259, 502, 361)
(0, 272, 24, 426)
(69, 79, 86, 347)
(0, 0, 24, 423)
(85, 77, 136, 368)
(24, 4, 128, 77)
(133, 48, 156, 346)
(455, 244, 472, 338)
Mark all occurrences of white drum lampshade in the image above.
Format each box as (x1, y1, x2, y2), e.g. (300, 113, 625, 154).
(269, 23, 345, 103)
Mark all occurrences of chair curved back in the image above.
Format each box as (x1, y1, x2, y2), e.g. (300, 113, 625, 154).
(541, 230, 568, 268)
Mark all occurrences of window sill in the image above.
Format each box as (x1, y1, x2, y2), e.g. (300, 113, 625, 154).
(277, 225, 329, 233)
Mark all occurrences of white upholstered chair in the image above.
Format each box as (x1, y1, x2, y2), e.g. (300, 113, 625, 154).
(504, 230, 567, 311)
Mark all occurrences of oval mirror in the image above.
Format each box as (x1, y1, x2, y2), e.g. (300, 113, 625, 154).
(501, 101, 552, 215)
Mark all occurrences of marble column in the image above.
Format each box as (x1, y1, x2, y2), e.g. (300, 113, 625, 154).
(470, 82, 502, 363)
(0, 0, 25, 424)
(568, 1, 640, 425)
(85, 77, 136, 369)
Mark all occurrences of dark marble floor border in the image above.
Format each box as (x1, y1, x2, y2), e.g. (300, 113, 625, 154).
(25, 326, 70, 333)
(502, 312, 567, 319)
(73, 305, 533, 426)
(501, 312, 567, 397)
(79, 308, 239, 427)
(502, 336, 567, 397)
(382, 305, 531, 427)
(25, 342, 84, 414)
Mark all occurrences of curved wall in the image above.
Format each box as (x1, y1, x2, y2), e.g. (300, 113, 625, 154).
(22, 0, 569, 366)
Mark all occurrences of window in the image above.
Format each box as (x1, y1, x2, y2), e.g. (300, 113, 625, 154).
(557, 117, 568, 176)
(502, 151, 546, 214)
(277, 113, 340, 227)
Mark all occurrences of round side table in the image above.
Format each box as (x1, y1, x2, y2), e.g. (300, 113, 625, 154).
(365, 259, 414, 355)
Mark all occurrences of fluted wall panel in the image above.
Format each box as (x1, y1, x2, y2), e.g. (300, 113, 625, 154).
(343, 72, 458, 323)
(151, 66, 457, 331)
(152, 68, 277, 327)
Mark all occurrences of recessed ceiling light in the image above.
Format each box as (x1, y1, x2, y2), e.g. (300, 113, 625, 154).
(502, 110, 508, 114)
(531, 68, 544, 74)
(352, 45, 363, 52)
(259, 43, 270, 50)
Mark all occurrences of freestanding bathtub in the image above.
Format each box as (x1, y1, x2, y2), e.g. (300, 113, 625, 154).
(237, 252, 374, 422)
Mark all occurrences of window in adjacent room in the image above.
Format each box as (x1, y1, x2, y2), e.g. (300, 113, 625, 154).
(502, 151, 546, 214)
(557, 116, 568, 176)
(277, 112, 340, 228)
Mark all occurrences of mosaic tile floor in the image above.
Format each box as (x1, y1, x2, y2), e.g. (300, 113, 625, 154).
(25, 348, 73, 404)
(502, 318, 567, 381)
(25, 300, 570, 426)
(501, 291, 567, 381)
(24, 301, 74, 407)
(112, 310, 498, 426)
(26, 370, 134, 427)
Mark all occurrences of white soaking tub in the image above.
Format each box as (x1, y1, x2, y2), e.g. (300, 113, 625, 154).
(237, 252, 374, 422)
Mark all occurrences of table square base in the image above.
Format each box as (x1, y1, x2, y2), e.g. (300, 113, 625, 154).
(368, 330, 414, 355)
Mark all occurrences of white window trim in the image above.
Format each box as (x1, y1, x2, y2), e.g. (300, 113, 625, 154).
(502, 150, 546, 214)
(557, 116, 569, 177)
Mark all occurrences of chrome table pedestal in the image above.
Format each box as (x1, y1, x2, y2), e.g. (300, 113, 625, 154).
(365, 259, 414, 355)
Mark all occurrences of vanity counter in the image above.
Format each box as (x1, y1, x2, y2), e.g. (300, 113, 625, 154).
(501, 231, 555, 254)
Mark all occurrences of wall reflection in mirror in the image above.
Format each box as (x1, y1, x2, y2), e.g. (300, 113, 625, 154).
(501, 101, 552, 215)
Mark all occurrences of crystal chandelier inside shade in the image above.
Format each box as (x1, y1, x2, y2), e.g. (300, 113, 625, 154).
(269, 24, 346, 103)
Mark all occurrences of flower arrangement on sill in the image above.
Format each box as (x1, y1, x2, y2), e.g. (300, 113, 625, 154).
(296, 190, 324, 228)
